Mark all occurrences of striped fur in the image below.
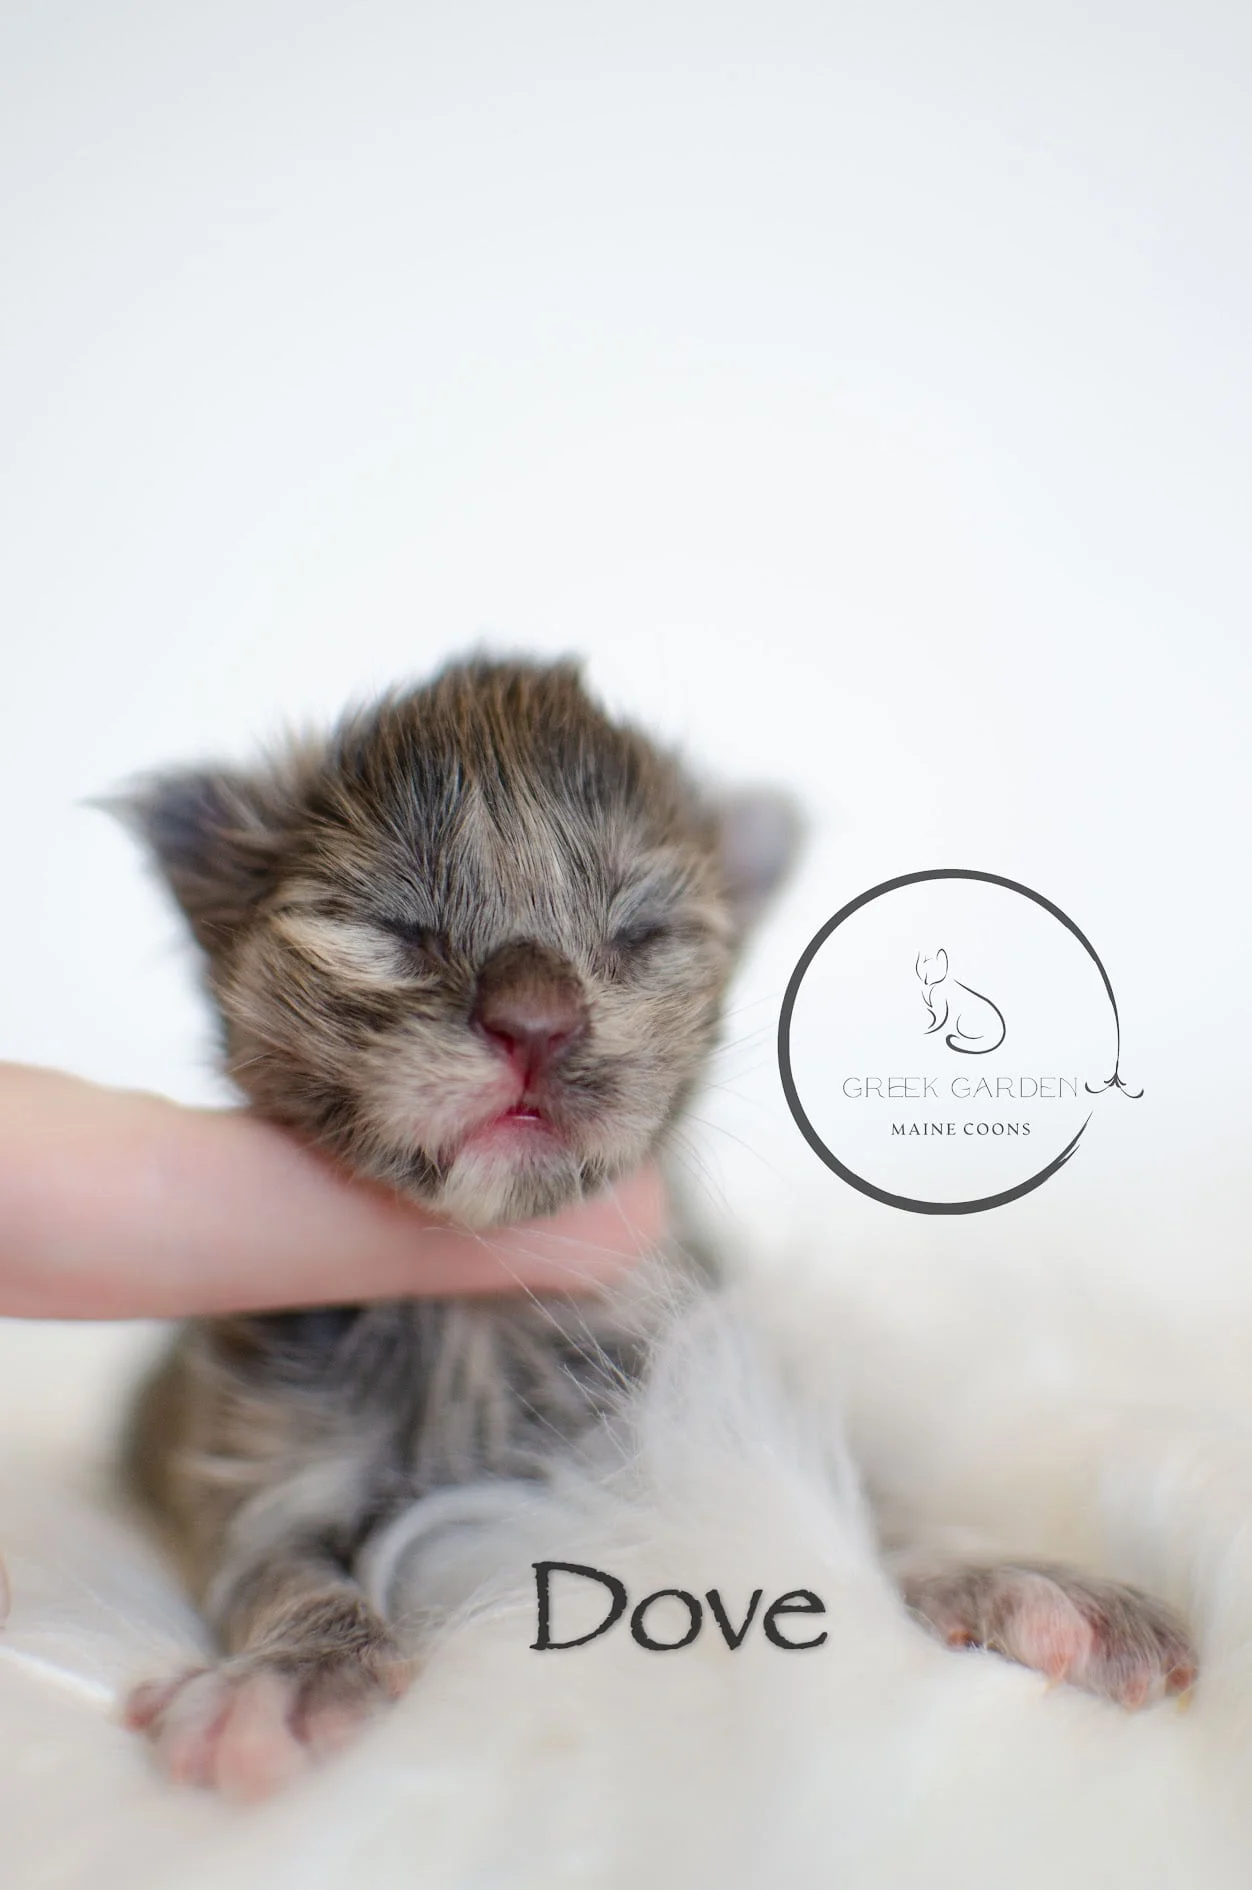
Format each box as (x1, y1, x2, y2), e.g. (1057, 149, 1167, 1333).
(116, 656, 798, 1788)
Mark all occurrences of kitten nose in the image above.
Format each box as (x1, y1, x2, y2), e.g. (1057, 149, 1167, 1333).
(472, 940, 588, 1081)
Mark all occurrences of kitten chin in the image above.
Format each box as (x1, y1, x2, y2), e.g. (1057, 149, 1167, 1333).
(433, 1136, 592, 1230)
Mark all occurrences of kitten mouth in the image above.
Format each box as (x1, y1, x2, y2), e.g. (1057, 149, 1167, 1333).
(451, 1087, 566, 1149)
(470, 1102, 559, 1137)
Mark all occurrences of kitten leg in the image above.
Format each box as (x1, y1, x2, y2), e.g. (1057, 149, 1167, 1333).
(897, 1558, 1196, 1708)
(124, 1548, 412, 1799)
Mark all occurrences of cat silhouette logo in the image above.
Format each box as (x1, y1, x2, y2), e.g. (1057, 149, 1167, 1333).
(914, 950, 1006, 1055)
(778, 870, 1141, 1216)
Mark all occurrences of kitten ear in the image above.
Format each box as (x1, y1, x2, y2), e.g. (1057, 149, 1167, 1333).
(717, 787, 805, 935)
(102, 754, 311, 952)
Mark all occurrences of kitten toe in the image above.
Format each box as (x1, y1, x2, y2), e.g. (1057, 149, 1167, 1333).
(209, 1669, 310, 1801)
(122, 1671, 204, 1736)
(1042, 1572, 1198, 1708)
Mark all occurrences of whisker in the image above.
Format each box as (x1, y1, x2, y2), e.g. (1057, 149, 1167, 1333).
(665, 1127, 736, 1223)
(680, 1113, 787, 1182)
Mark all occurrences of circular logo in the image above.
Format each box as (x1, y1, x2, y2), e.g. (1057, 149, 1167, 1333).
(777, 870, 1140, 1215)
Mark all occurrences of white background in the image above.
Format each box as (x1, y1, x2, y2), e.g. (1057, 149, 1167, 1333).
(2, 0, 1250, 1324)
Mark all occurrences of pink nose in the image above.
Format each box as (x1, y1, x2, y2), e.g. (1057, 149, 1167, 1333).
(472, 940, 588, 1082)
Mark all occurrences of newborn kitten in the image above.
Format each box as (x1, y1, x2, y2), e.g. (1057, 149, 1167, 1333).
(115, 657, 1195, 1799)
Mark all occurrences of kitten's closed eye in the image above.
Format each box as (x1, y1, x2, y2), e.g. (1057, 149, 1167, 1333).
(609, 919, 670, 953)
(379, 917, 442, 956)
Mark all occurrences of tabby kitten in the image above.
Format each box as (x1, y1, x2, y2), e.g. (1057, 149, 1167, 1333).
(115, 656, 1195, 1799)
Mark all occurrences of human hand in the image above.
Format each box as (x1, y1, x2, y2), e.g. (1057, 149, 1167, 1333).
(0, 1063, 666, 1320)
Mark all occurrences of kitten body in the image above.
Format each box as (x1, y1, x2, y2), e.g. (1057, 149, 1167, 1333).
(116, 656, 1195, 1798)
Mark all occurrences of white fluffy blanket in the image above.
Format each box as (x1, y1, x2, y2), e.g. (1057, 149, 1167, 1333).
(4, 1226, 1252, 1890)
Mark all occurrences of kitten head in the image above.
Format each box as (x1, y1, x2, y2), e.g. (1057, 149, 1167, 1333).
(115, 657, 800, 1227)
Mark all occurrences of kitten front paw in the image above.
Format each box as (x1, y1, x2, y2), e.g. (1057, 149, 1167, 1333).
(123, 1637, 412, 1799)
(902, 1562, 1196, 1709)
